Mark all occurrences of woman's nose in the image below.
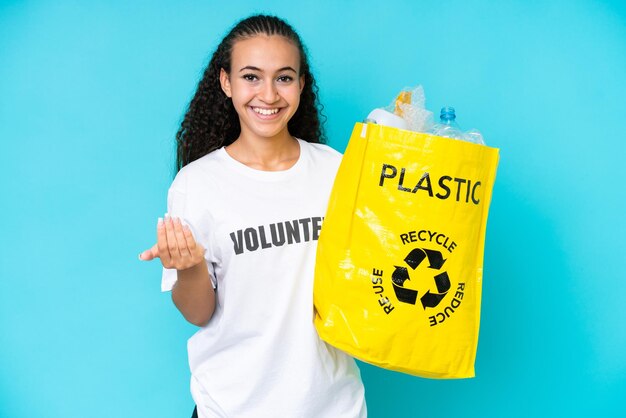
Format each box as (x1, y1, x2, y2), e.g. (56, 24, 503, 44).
(259, 81, 279, 103)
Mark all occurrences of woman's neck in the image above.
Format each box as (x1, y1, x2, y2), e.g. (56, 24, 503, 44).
(225, 132, 300, 172)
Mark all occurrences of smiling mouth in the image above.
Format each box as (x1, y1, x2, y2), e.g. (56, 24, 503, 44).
(252, 107, 281, 116)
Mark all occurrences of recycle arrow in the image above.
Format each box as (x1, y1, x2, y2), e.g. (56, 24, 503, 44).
(392, 266, 410, 286)
(404, 248, 447, 270)
(423, 249, 447, 269)
(420, 271, 451, 309)
(392, 266, 418, 305)
(404, 248, 427, 270)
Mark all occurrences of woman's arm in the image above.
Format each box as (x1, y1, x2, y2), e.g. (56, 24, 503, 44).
(172, 262, 215, 327)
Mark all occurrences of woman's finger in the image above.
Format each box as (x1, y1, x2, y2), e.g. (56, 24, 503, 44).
(184, 224, 205, 257)
(173, 217, 191, 258)
(182, 225, 196, 251)
(139, 244, 159, 261)
(157, 217, 172, 265)
(164, 214, 181, 259)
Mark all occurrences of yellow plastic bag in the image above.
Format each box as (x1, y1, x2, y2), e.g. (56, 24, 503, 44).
(314, 122, 499, 378)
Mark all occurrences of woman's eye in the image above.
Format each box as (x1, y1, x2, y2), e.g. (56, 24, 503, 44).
(242, 74, 259, 82)
(277, 75, 293, 83)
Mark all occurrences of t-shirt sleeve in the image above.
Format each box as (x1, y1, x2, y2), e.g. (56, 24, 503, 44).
(161, 177, 217, 292)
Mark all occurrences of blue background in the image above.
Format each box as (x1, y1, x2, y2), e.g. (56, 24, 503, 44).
(1, 0, 624, 417)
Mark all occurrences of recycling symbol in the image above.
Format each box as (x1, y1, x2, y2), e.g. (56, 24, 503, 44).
(392, 248, 451, 309)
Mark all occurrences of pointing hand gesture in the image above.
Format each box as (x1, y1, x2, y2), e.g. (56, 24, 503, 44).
(139, 215, 205, 270)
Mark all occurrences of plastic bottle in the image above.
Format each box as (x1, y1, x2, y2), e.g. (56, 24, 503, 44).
(365, 108, 409, 130)
(431, 106, 486, 145)
(464, 128, 485, 145)
(431, 106, 464, 140)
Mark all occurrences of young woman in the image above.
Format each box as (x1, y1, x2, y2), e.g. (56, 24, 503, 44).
(139, 14, 366, 418)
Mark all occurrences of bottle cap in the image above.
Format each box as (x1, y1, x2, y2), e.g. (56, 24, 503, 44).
(440, 106, 456, 122)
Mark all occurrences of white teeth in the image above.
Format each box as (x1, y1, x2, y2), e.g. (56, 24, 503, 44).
(253, 107, 279, 116)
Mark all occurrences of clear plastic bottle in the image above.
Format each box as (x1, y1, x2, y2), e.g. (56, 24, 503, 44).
(464, 128, 485, 145)
(431, 106, 485, 145)
(431, 106, 464, 139)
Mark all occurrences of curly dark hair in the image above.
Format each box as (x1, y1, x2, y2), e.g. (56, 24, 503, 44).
(175, 14, 326, 171)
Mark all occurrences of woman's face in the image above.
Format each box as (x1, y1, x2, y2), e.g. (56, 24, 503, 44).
(220, 35, 305, 143)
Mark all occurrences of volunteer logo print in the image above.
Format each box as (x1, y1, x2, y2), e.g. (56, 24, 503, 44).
(392, 248, 451, 309)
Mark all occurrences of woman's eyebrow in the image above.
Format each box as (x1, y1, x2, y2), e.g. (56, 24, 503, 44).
(239, 65, 297, 73)
(276, 66, 297, 73)
(239, 66, 262, 72)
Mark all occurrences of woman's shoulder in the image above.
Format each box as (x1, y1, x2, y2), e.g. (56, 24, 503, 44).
(298, 140, 342, 181)
(300, 140, 343, 162)
(170, 148, 225, 191)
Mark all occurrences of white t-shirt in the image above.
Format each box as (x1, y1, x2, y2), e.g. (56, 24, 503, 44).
(162, 139, 366, 418)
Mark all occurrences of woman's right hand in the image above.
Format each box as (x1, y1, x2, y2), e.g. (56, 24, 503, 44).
(139, 215, 206, 270)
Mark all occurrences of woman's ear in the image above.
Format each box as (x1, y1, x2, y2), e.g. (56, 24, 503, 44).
(299, 74, 305, 93)
(220, 68, 232, 97)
